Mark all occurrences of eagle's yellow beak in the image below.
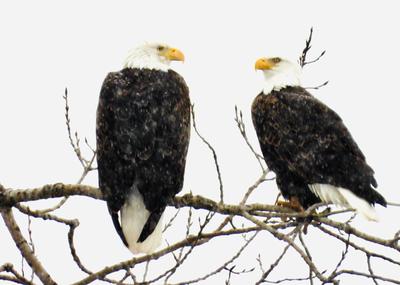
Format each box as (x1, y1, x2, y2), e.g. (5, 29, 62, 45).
(255, 57, 274, 70)
(164, 47, 185, 62)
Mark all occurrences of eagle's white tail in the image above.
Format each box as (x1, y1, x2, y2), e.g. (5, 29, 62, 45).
(309, 184, 379, 221)
(120, 189, 164, 254)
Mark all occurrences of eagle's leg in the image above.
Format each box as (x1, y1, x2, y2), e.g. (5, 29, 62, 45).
(138, 207, 164, 243)
(276, 196, 305, 212)
(275, 197, 322, 234)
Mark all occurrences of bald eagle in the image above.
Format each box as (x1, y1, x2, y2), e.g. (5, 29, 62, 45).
(252, 57, 386, 220)
(96, 43, 190, 254)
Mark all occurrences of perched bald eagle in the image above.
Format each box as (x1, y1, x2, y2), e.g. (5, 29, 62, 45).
(96, 43, 190, 254)
(252, 57, 386, 220)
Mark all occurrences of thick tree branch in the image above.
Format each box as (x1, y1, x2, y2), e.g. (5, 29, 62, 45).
(318, 217, 400, 251)
(0, 183, 101, 206)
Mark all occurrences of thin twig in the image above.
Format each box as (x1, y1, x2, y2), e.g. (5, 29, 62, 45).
(234, 106, 266, 171)
(64, 88, 86, 168)
(173, 232, 258, 285)
(191, 104, 224, 204)
(366, 254, 379, 285)
(298, 27, 326, 68)
(255, 235, 295, 284)
(304, 81, 329, 90)
(329, 233, 350, 279)
(241, 211, 328, 283)
(163, 209, 181, 233)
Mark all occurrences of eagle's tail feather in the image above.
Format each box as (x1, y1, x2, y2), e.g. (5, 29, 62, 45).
(371, 189, 387, 207)
(108, 207, 128, 246)
(120, 189, 164, 254)
(309, 184, 380, 221)
(138, 207, 165, 242)
(338, 187, 379, 221)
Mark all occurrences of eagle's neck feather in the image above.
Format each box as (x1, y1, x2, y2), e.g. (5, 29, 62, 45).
(262, 63, 302, 94)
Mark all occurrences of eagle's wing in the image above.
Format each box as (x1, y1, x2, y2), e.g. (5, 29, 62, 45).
(97, 71, 156, 208)
(96, 71, 159, 245)
(255, 87, 377, 194)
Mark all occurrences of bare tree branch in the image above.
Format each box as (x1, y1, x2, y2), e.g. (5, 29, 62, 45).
(255, 235, 295, 284)
(72, 227, 261, 285)
(1, 209, 57, 285)
(234, 105, 266, 172)
(298, 27, 326, 68)
(304, 80, 329, 90)
(0, 263, 35, 285)
(171, 232, 258, 285)
(191, 104, 224, 203)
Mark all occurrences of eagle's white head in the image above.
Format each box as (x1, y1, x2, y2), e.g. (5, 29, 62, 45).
(255, 57, 302, 94)
(124, 43, 185, 72)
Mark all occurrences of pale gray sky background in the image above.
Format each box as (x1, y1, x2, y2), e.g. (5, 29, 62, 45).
(1, 1, 399, 284)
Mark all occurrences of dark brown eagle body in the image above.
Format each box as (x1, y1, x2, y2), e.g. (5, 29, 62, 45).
(251, 86, 386, 209)
(96, 67, 190, 246)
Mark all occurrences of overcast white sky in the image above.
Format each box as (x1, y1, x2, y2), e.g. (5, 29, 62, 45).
(1, 1, 399, 284)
